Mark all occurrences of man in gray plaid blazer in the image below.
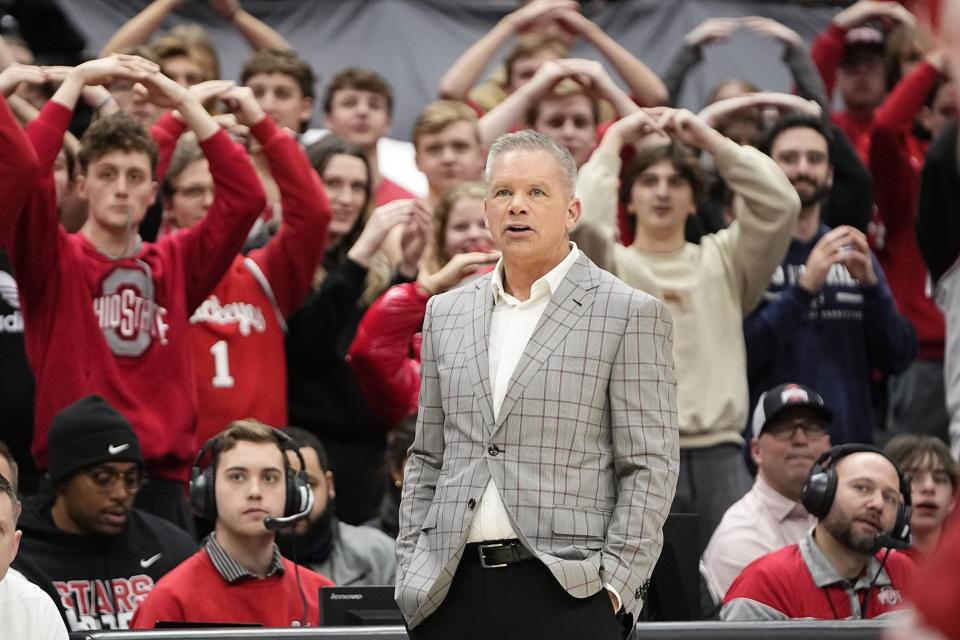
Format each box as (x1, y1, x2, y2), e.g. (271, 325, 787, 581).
(396, 129, 679, 639)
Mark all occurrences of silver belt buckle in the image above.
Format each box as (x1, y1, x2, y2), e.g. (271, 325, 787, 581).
(478, 542, 508, 569)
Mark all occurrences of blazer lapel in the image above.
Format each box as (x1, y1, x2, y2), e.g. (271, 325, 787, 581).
(464, 277, 496, 428)
(493, 255, 600, 430)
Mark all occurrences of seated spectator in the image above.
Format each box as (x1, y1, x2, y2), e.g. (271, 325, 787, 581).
(286, 136, 426, 525)
(703, 383, 833, 598)
(159, 84, 329, 444)
(573, 107, 800, 549)
(323, 67, 416, 206)
(747, 114, 916, 445)
(478, 58, 640, 166)
(0, 55, 266, 531)
(439, 0, 665, 114)
(811, 0, 918, 161)
(412, 101, 485, 208)
(277, 427, 396, 586)
(348, 181, 497, 428)
(364, 418, 415, 539)
(722, 446, 915, 620)
(884, 434, 957, 560)
(131, 420, 333, 628)
(0, 473, 67, 640)
(12, 396, 196, 631)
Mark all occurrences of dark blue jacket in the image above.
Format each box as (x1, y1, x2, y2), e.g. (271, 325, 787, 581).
(744, 224, 916, 444)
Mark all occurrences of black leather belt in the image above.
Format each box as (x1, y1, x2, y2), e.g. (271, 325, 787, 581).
(464, 540, 534, 568)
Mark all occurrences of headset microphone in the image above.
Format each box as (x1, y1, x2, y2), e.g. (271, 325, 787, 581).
(263, 486, 315, 531)
(874, 531, 911, 552)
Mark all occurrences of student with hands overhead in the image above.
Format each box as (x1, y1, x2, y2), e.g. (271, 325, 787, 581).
(0, 53, 266, 532)
(574, 106, 800, 549)
(439, 0, 666, 114)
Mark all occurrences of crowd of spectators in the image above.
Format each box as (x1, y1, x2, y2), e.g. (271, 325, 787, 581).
(0, 0, 958, 636)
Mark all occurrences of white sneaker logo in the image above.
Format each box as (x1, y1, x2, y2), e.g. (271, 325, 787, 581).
(107, 443, 130, 455)
(140, 553, 162, 568)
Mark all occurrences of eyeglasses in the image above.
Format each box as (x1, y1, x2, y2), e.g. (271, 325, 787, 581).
(84, 467, 147, 493)
(764, 419, 829, 440)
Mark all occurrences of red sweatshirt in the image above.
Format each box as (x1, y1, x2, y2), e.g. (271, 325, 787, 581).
(130, 550, 333, 628)
(4, 101, 266, 481)
(347, 282, 426, 429)
(0, 95, 38, 241)
(190, 117, 330, 442)
(812, 23, 878, 163)
(869, 60, 944, 360)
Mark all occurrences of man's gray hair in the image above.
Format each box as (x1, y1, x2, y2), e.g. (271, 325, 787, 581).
(484, 130, 578, 196)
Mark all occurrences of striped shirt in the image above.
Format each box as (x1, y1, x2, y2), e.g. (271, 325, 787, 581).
(203, 533, 285, 583)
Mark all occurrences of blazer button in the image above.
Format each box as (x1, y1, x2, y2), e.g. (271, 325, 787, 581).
(467, 498, 477, 510)
(487, 445, 500, 456)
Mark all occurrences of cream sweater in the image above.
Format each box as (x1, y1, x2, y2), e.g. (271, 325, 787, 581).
(573, 138, 800, 448)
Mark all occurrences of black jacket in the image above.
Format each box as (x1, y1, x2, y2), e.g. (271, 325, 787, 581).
(917, 119, 960, 284)
(11, 494, 197, 631)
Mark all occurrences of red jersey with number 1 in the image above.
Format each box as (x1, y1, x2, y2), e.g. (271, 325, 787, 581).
(190, 117, 329, 441)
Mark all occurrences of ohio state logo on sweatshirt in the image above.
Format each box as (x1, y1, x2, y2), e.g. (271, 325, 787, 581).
(92, 267, 170, 357)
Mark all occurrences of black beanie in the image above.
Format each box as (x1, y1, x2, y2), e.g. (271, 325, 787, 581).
(47, 395, 144, 485)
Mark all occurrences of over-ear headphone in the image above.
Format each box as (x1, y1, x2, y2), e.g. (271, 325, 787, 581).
(189, 428, 311, 523)
(801, 444, 912, 548)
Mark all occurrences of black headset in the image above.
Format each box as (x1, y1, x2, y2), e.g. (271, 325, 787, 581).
(801, 443, 912, 548)
(189, 428, 311, 523)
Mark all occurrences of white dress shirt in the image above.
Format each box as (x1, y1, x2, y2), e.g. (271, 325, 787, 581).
(702, 474, 816, 598)
(0, 568, 68, 640)
(466, 243, 581, 543)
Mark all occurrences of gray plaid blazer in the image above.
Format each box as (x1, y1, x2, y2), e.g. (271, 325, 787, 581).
(395, 252, 679, 628)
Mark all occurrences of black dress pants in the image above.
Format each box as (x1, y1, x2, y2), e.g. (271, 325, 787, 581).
(408, 549, 626, 640)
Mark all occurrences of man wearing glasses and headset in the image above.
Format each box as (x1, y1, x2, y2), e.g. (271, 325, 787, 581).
(11, 395, 196, 631)
(703, 383, 833, 599)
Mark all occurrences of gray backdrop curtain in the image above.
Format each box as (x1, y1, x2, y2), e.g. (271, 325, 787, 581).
(54, 0, 846, 140)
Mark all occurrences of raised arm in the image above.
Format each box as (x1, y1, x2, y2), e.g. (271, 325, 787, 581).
(437, 0, 576, 101)
(100, 0, 182, 56)
(134, 70, 266, 307)
(812, 1, 916, 98)
(553, 7, 667, 106)
(0, 93, 39, 244)
(650, 107, 799, 312)
(741, 16, 830, 116)
(478, 58, 570, 145)
(210, 0, 292, 51)
(662, 18, 738, 106)
(232, 83, 330, 318)
(478, 58, 637, 146)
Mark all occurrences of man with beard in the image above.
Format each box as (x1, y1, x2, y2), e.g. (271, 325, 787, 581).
(11, 396, 196, 631)
(722, 447, 915, 620)
(746, 114, 915, 445)
(278, 427, 395, 586)
(703, 384, 833, 598)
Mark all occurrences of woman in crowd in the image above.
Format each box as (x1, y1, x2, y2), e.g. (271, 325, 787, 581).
(285, 135, 430, 525)
(347, 181, 499, 430)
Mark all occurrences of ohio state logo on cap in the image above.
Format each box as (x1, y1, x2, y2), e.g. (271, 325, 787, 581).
(780, 384, 810, 405)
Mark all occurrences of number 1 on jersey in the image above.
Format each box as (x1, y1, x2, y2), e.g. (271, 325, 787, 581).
(210, 340, 235, 388)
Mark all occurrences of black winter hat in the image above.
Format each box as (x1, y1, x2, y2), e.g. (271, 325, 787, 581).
(47, 395, 144, 485)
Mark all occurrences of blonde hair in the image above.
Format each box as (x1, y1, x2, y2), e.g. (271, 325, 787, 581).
(425, 181, 487, 273)
(412, 100, 480, 148)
